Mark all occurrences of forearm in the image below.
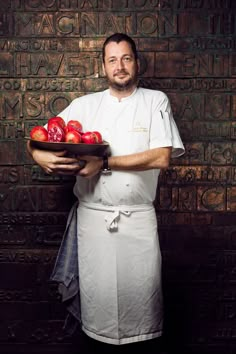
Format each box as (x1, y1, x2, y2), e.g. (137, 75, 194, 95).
(108, 147, 172, 171)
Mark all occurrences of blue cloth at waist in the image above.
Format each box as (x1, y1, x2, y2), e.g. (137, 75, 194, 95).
(50, 201, 80, 334)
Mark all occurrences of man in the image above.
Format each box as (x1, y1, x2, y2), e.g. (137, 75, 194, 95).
(27, 33, 184, 351)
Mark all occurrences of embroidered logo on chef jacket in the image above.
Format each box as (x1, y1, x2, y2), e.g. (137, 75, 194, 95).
(129, 120, 148, 133)
(130, 127, 148, 132)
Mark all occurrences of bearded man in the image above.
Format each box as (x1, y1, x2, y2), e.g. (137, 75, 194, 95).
(27, 33, 185, 353)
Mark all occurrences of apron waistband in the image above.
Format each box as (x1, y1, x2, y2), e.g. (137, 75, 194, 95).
(79, 202, 154, 232)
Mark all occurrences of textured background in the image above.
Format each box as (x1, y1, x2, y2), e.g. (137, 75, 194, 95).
(1, 0, 236, 353)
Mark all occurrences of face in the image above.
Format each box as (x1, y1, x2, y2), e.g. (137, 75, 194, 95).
(102, 40, 139, 92)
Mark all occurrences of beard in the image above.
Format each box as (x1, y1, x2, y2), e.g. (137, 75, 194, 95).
(106, 69, 138, 91)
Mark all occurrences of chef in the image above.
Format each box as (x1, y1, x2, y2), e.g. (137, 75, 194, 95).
(27, 33, 185, 350)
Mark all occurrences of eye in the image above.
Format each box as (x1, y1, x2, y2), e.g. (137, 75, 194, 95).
(123, 56, 132, 62)
(108, 58, 116, 64)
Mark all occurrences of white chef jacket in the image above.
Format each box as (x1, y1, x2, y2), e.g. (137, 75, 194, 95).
(59, 87, 185, 206)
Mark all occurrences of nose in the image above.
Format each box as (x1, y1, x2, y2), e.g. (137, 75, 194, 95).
(116, 58, 125, 70)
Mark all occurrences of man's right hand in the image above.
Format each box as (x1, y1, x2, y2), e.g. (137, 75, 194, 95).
(27, 141, 85, 175)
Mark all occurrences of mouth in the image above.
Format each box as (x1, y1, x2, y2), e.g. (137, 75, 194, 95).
(114, 71, 129, 78)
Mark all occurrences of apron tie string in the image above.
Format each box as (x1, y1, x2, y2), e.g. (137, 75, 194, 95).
(104, 210, 131, 231)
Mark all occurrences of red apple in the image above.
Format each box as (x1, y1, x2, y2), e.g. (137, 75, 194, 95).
(47, 116, 66, 131)
(67, 120, 83, 134)
(65, 130, 82, 143)
(30, 126, 48, 141)
(93, 131, 103, 143)
(81, 131, 97, 144)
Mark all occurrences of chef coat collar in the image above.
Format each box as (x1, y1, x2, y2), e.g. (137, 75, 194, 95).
(107, 87, 138, 102)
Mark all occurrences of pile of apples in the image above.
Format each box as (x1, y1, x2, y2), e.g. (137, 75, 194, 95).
(30, 116, 103, 144)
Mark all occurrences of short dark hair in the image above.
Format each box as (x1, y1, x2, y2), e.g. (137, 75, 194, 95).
(102, 33, 138, 63)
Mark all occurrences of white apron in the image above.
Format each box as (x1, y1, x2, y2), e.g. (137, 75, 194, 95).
(77, 202, 163, 345)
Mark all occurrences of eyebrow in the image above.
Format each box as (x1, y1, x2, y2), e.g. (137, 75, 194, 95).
(107, 54, 133, 59)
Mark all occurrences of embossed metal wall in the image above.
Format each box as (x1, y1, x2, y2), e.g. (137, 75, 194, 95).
(1, 1, 236, 353)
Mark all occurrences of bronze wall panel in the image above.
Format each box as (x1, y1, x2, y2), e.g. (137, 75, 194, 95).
(1, 0, 236, 353)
